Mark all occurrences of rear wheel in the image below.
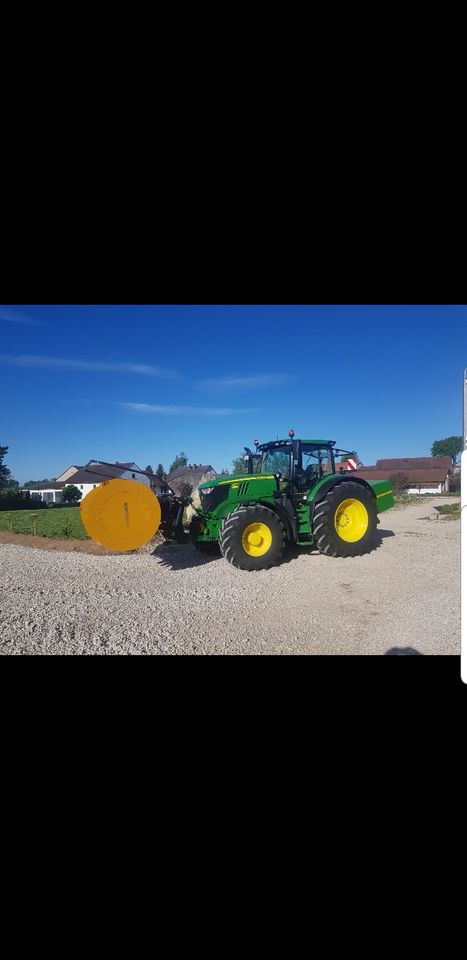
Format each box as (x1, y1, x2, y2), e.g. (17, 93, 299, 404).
(219, 505, 285, 570)
(312, 481, 377, 557)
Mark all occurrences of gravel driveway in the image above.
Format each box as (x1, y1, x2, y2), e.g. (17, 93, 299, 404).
(0, 498, 460, 655)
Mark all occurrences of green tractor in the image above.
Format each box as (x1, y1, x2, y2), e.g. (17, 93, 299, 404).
(80, 435, 393, 569)
(187, 434, 393, 569)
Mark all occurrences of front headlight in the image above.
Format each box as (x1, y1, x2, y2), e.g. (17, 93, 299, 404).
(201, 487, 214, 495)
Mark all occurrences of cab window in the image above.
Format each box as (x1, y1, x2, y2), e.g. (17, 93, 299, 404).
(300, 445, 333, 483)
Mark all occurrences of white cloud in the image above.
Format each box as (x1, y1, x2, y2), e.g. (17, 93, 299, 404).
(0, 307, 46, 327)
(120, 402, 259, 416)
(198, 374, 290, 389)
(0, 354, 179, 378)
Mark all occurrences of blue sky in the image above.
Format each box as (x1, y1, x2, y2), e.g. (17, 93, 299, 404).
(1, 304, 466, 483)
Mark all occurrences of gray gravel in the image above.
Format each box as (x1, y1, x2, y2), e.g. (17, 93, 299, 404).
(0, 498, 460, 655)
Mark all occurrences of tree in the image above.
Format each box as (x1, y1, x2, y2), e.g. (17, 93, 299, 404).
(155, 463, 166, 478)
(390, 471, 410, 493)
(232, 451, 248, 474)
(169, 452, 188, 474)
(145, 465, 153, 475)
(62, 484, 82, 503)
(0, 445, 12, 487)
(178, 480, 194, 498)
(431, 436, 463, 464)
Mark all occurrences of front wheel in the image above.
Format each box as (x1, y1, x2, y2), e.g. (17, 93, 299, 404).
(219, 505, 285, 571)
(312, 481, 377, 557)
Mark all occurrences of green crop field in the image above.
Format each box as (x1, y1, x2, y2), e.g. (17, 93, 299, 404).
(0, 506, 89, 539)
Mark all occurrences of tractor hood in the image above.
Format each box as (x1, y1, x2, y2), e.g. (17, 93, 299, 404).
(198, 473, 278, 493)
(199, 473, 258, 490)
(198, 473, 280, 514)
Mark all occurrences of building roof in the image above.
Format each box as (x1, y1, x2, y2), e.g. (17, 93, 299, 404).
(167, 464, 215, 482)
(21, 482, 65, 491)
(376, 456, 451, 471)
(55, 464, 83, 478)
(353, 467, 449, 483)
(67, 464, 133, 485)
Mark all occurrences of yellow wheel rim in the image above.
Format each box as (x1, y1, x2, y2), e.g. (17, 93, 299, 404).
(241, 521, 272, 557)
(334, 498, 368, 542)
(80, 478, 161, 551)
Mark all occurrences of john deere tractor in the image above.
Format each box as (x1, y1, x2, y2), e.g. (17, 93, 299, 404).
(80, 433, 394, 570)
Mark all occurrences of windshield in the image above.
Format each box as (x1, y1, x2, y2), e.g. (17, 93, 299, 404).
(261, 448, 291, 477)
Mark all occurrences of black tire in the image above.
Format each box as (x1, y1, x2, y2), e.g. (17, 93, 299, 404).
(194, 540, 220, 555)
(312, 481, 377, 558)
(219, 505, 285, 571)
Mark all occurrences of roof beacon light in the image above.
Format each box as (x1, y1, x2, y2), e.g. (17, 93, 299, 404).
(254, 438, 259, 447)
(288, 429, 295, 438)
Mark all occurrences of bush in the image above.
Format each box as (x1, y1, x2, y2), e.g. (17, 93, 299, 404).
(62, 484, 82, 503)
(390, 471, 410, 493)
(0, 495, 48, 511)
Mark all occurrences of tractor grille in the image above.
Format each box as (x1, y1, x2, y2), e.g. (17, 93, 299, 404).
(199, 486, 228, 512)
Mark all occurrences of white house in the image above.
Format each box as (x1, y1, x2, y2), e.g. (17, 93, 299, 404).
(22, 461, 160, 503)
(22, 482, 67, 504)
(65, 462, 152, 500)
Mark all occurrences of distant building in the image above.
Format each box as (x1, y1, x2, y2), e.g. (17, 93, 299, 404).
(353, 456, 453, 495)
(22, 461, 162, 503)
(376, 456, 452, 473)
(21, 481, 66, 504)
(166, 464, 217, 496)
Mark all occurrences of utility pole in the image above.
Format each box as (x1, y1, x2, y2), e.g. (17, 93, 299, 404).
(464, 369, 467, 450)
(461, 369, 467, 682)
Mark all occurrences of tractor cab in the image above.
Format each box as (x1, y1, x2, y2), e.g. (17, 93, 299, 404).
(252, 437, 336, 491)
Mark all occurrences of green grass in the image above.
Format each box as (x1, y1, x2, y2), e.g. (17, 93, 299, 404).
(437, 503, 460, 519)
(0, 506, 89, 539)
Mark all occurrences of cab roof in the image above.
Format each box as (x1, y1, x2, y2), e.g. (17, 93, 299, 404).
(258, 438, 334, 449)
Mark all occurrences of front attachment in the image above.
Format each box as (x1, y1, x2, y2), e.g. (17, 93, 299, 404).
(80, 478, 162, 551)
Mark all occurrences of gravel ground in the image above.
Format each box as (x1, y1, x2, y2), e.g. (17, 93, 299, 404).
(0, 498, 460, 655)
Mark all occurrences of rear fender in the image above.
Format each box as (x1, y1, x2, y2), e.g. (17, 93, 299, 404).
(308, 475, 376, 511)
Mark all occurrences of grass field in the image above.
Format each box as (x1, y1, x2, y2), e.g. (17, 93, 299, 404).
(0, 507, 89, 539)
(437, 502, 461, 520)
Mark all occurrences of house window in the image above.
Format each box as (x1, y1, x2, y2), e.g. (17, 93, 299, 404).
(80, 485, 83, 489)
(93, 484, 96, 488)
(132, 473, 135, 478)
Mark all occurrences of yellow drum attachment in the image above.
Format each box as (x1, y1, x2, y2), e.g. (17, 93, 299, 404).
(80, 478, 162, 552)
